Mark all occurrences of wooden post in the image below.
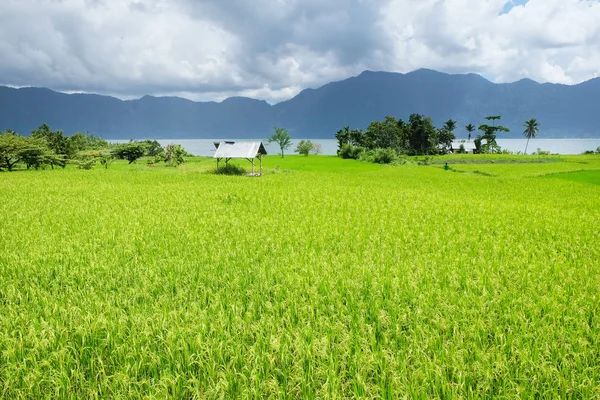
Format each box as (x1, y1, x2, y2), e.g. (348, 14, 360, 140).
(259, 155, 263, 176)
(252, 158, 255, 174)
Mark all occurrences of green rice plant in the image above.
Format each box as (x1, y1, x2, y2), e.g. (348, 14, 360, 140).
(0, 156, 599, 398)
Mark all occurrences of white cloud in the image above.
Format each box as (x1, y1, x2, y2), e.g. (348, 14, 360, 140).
(0, 0, 599, 102)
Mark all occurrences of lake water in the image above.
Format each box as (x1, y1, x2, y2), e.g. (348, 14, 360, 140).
(113, 138, 600, 156)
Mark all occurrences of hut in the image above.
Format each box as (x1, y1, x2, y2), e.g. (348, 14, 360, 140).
(213, 141, 267, 176)
(451, 141, 477, 154)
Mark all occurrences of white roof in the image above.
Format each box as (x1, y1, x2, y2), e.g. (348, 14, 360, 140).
(213, 141, 267, 159)
(451, 141, 476, 151)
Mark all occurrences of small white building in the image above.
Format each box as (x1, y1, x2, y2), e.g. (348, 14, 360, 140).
(451, 141, 477, 154)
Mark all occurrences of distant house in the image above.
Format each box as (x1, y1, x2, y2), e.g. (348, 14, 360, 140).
(451, 141, 477, 154)
(213, 141, 267, 176)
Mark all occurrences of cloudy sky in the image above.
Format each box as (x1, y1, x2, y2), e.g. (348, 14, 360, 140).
(1, 0, 599, 103)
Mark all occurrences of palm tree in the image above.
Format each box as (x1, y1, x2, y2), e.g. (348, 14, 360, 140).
(443, 119, 457, 133)
(485, 115, 501, 127)
(523, 118, 540, 154)
(465, 124, 475, 142)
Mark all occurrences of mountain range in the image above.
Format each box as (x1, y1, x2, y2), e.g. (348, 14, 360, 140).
(1, 69, 599, 139)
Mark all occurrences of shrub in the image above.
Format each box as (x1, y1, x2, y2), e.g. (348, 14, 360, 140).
(339, 143, 355, 159)
(77, 158, 96, 170)
(373, 148, 397, 164)
(213, 164, 246, 175)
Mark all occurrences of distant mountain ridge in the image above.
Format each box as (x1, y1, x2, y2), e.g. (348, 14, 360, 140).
(1, 69, 599, 139)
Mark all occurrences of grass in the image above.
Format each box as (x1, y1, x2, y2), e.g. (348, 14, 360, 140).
(1, 155, 600, 398)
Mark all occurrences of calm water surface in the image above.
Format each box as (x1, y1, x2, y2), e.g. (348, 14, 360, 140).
(113, 138, 600, 156)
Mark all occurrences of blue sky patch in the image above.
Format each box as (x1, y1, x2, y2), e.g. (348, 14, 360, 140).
(500, 0, 529, 15)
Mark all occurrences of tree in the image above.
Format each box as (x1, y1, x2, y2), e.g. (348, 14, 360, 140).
(443, 119, 457, 133)
(69, 132, 109, 152)
(437, 120, 457, 154)
(478, 116, 509, 153)
(31, 124, 74, 161)
(366, 116, 403, 151)
(485, 116, 501, 127)
(111, 142, 146, 164)
(465, 124, 475, 142)
(267, 127, 292, 158)
(310, 142, 322, 155)
(164, 144, 186, 166)
(295, 140, 314, 156)
(406, 114, 438, 155)
(335, 126, 351, 151)
(18, 138, 57, 170)
(0, 131, 26, 171)
(523, 118, 540, 154)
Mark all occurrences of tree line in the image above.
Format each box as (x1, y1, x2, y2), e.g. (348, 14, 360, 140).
(0, 124, 190, 172)
(335, 114, 540, 162)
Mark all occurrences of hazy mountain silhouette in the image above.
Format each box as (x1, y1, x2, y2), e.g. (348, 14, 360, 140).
(1, 69, 599, 138)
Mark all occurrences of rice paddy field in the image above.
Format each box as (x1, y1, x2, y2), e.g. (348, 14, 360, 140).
(1, 155, 599, 398)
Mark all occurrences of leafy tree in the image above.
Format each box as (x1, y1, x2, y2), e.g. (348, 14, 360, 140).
(141, 140, 164, 157)
(99, 153, 113, 169)
(465, 124, 475, 142)
(295, 140, 314, 156)
(31, 124, 74, 161)
(485, 116, 501, 127)
(111, 142, 146, 164)
(0, 131, 26, 171)
(164, 144, 186, 166)
(478, 116, 509, 153)
(335, 126, 351, 151)
(69, 132, 109, 152)
(407, 114, 438, 155)
(437, 120, 457, 154)
(267, 127, 292, 158)
(366, 116, 403, 151)
(523, 118, 540, 154)
(19, 138, 58, 170)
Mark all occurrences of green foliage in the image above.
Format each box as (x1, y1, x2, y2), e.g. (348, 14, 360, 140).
(213, 163, 246, 175)
(99, 153, 113, 169)
(0, 131, 26, 171)
(163, 144, 187, 166)
(294, 139, 314, 156)
(141, 140, 164, 157)
(68, 132, 109, 152)
(372, 147, 397, 164)
(523, 118, 540, 154)
(267, 127, 292, 158)
(111, 142, 146, 164)
(338, 143, 365, 160)
(77, 158, 96, 170)
(457, 144, 467, 154)
(465, 123, 476, 141)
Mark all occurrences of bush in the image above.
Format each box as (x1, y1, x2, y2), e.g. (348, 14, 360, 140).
(338, 143, 355, 159)
(77, 158, 96, 170)
(373, 148, 397, 164)
(213, 164, 246, 175)
(339, 144, 366, 160)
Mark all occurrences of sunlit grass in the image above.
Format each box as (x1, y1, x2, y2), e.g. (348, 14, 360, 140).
(1, 155, 599, 398)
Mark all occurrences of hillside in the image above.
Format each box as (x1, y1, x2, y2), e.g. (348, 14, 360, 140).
(1, 69, 599, 138)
